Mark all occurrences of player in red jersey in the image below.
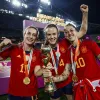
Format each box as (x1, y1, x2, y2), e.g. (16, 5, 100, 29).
(61, 4, 88, 50)
(43, 24, 73, 100)
(0, 26, 42, 100)
(42, 4, 88, 100)
(54, 23, 100, 100)
(42, 24, 72, 100)
(64, 23, 100, 100)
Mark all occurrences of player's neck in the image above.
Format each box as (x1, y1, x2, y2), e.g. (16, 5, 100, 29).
(72, 38, 78, 47)
(23, 42, 33, 51)
(50, 43, 57, 49)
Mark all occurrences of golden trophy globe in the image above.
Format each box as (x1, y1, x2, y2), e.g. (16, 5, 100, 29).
(41, 45, 56, 93)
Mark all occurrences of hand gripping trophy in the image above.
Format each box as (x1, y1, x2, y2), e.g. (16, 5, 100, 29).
(41, 44, 56, 93)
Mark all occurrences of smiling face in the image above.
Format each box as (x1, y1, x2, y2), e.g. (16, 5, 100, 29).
(23, 27, 38, 46)
(45, 27, 58, 46)
(64, 25, 77, 42)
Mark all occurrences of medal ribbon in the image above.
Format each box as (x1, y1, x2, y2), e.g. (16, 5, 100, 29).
(74, 40, 80, 62)
(23, 49, 33, 77)
(50, 44, 60, 75)
(56, 44, 60, 69)
(71, 40, 80, 75)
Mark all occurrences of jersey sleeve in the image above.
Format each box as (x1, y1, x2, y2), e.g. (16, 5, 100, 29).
(90, 41, 100, 56)
(0, 46, 13, 60)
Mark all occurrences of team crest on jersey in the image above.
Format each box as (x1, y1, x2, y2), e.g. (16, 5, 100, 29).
(60, 47, 66, 53)
(81, 46, 87, 53)
(32, 56, 36, 62)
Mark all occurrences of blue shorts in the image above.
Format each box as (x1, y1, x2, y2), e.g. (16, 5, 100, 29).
(8, 94, 37, 100)
(50, 82, 73, 99)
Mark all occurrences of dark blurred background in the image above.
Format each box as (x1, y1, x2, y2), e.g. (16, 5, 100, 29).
(0, 0, 100, 45)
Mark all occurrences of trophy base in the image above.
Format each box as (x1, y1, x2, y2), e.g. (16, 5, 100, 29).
(44, 82, 56, 93)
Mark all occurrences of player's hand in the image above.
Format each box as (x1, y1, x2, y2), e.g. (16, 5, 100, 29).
(46, 62, 53, 70)
(80, 4, 88, 13)
(42, 68, 52, 78)
(42, 62, 53, 70)
(1, 38, 12, 46)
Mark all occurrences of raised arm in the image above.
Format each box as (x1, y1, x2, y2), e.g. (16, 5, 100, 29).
(0, 38, 12, 49)
(0, 38, 12, 60)
(77, 4, 88, 38)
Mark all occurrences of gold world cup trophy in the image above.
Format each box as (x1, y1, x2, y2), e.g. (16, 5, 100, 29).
(41, 45, 56, 93)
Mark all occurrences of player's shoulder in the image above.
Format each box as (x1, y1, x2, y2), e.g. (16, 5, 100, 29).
(59, 38, 67, 44)
(59, 38, 70, 47)
(82, 39, 96, 45)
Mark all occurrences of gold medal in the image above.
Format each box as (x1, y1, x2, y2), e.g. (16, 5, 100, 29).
(72, 74, 78, 82)
(23, 77, 30, 85)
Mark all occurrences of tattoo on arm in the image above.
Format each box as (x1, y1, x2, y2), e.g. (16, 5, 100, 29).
(77, 12, 88, 38)
(53, 64, 71, 82)
(68, 64, 72, 71)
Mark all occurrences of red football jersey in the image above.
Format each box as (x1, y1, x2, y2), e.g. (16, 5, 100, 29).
(67, 40, 100, 81)
(59, 38, 70, 50)
(50, 39, 72, 89)
(0, 45, 42, 96)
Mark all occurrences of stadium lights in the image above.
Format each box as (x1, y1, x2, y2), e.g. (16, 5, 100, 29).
(29, 16, 33, 20)
(6, 0, 28, 8)
(40, 0, 51, 5)
(12, 0, 21, 7)
(26, 16, 30, 18)
(10, 11, 14, 14)
(18, 14, 23, 16)
(0, 9, 15, 15)
(22, 3, 28, 8)
(48, 1, 51, 5)
(0, 9, 33, 18)
(38, 8, 42, 13)
(5, 0, 10, 2)
(24, 5, 28, 8)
